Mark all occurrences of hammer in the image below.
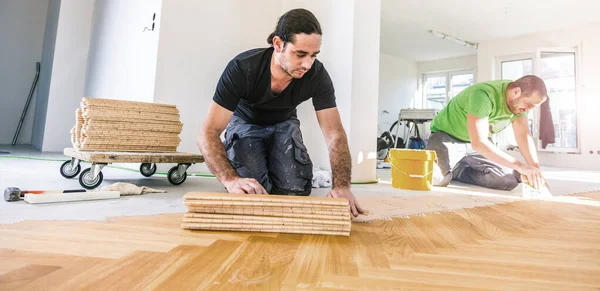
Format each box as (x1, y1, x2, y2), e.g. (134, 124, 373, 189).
(4, 187, 86, 202)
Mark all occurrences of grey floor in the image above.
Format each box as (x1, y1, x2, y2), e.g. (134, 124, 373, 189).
(1, 145, 600, 224)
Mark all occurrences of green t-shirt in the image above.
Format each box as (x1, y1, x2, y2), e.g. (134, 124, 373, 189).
(430, 80, 522, 142)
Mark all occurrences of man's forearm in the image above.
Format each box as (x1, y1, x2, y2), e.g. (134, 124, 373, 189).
(515, 134, 540, 167)
(472, 140, 524, 171)
(197, 131, 239, 183)
(328, 135, 352, 188)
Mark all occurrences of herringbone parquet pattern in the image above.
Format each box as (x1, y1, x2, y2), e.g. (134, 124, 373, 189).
(1, 192, 599, 290)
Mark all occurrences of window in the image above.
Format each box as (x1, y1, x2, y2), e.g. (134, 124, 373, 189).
(424, 74, 447, 110)
(495, 49, 579, 153)
(501, 59, 533, 80)
(450, 73, 474, 98)
(423, 71, 474, 109)
(540, 52, 577, 149)
(497, 58, 535, 146)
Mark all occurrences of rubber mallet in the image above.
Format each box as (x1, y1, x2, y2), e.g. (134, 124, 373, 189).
(4, 187, 86, 202)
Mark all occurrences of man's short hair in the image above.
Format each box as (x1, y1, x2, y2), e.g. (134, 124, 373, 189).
(267, 9, 322, 46)
(508, 75, 548, 98)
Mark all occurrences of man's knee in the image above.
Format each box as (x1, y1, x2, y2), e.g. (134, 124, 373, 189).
(269, 144, 313, 196)
(497, 175, 519, 191)
(478, 171, 520, 191)
(224, 127, 271, 191)
(269, 119, 313, 196)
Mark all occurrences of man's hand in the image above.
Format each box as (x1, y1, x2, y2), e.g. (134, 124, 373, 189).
(326, 187, 364, 217)
(222, 177, 267, 194)
(518, 165, 546, 190)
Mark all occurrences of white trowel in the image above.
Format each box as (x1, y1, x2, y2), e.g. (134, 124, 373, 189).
(521, 175, 552, 199)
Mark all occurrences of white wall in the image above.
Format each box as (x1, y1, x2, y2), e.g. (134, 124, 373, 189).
(33, 0, 61, 150)
(418, 54, 477, 75)
(41, 0, 95, 152)
(282, 0, 354, 171)
(0, 0, 49, 145)
(281, 0, 380, 182)
(153, 0, 282, 172)
(348, 0, 380, 181)
(477, 22, 600, 170)
(378, 54, 418, 132)
(84, 0, 162, 102)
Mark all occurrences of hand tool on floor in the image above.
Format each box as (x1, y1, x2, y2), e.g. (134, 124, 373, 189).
(4, 187, 120, 204)
(4, 187, 87, 202)
(23, 191, 120, 204)
(521, 175, 552, 199)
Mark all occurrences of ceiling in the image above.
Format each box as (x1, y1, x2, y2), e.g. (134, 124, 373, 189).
(380, 0, 600, 62)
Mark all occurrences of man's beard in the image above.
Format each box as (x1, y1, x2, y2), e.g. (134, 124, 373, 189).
(278, 54, 299, 78)
(507, 98, 523, 115)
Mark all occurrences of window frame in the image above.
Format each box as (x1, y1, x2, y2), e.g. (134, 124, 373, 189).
(494, 47, 581, 153)
(422, 69, 476, 109)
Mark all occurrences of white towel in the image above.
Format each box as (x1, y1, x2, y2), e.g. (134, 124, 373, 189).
(312, 167, 332, 188)
(100, 182, 166, 196)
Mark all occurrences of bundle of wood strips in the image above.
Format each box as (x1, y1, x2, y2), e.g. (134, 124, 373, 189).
(182, 192, 351, 236)
(71, 97, 183, 152)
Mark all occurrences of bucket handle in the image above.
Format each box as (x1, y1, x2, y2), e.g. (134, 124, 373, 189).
(389, 159, 434, 178)
(387, 151, 439, 164)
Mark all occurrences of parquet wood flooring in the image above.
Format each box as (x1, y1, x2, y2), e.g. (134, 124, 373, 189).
(1, 192, 599, 290)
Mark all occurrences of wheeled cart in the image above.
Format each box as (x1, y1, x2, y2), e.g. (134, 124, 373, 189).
(60, 148, 205, 189)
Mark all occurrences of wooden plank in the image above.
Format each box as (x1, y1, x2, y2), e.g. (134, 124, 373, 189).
(83, 110, 181, 122)
(181, 217, 351, 227)
(0, 265, 62, 290)
(83, 129, 182, 138)
(83, 104, 180, 115)
(85, 121, 182, 133)
(184, 192, 349, 206)
(187, 207, 350, 220)
(77, 146, 178, 153)
(181, 223, 350, 236)
(184, 213, 350, 225)
(181, 222, 350, 232)
(184, 200, 349, 210)
(82, 97, 177, 109)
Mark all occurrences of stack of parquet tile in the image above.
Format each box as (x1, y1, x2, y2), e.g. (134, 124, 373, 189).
(182, 192, 351, 236)
(71, 97, 183, 152)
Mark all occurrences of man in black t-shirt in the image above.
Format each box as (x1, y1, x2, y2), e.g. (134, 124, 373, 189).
(197, 8, 364, 216)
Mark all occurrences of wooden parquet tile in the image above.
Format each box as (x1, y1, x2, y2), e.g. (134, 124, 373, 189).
(1, 192, 599, 290)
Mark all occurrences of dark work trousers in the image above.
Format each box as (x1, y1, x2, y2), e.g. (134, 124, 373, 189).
(425, 131, 521, 191)
(223, 115, 313, 196)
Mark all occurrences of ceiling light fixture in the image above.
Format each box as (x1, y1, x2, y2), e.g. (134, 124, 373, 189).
(429, 30, 479, 49)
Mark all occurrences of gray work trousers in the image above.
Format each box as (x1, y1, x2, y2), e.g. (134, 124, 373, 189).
(223, 116, 313, 196)
(425, 131, 521, 191)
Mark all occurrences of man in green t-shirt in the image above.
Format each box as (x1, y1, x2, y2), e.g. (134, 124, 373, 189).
(426, 75, 548, 191)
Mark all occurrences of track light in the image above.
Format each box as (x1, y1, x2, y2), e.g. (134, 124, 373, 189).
(429, 30, 479, 49)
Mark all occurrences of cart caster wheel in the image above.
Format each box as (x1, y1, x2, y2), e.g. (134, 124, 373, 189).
(168, 166, 187, 185)
(60, 160, 81, 179)
(140, 163, 157, 177)
(79, 168, 104, 189)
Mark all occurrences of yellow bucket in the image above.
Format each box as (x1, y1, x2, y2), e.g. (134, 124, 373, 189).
(388, 149, 437, 190)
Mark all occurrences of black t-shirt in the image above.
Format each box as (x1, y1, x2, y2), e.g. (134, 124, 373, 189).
(212, 47, 337, 125)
